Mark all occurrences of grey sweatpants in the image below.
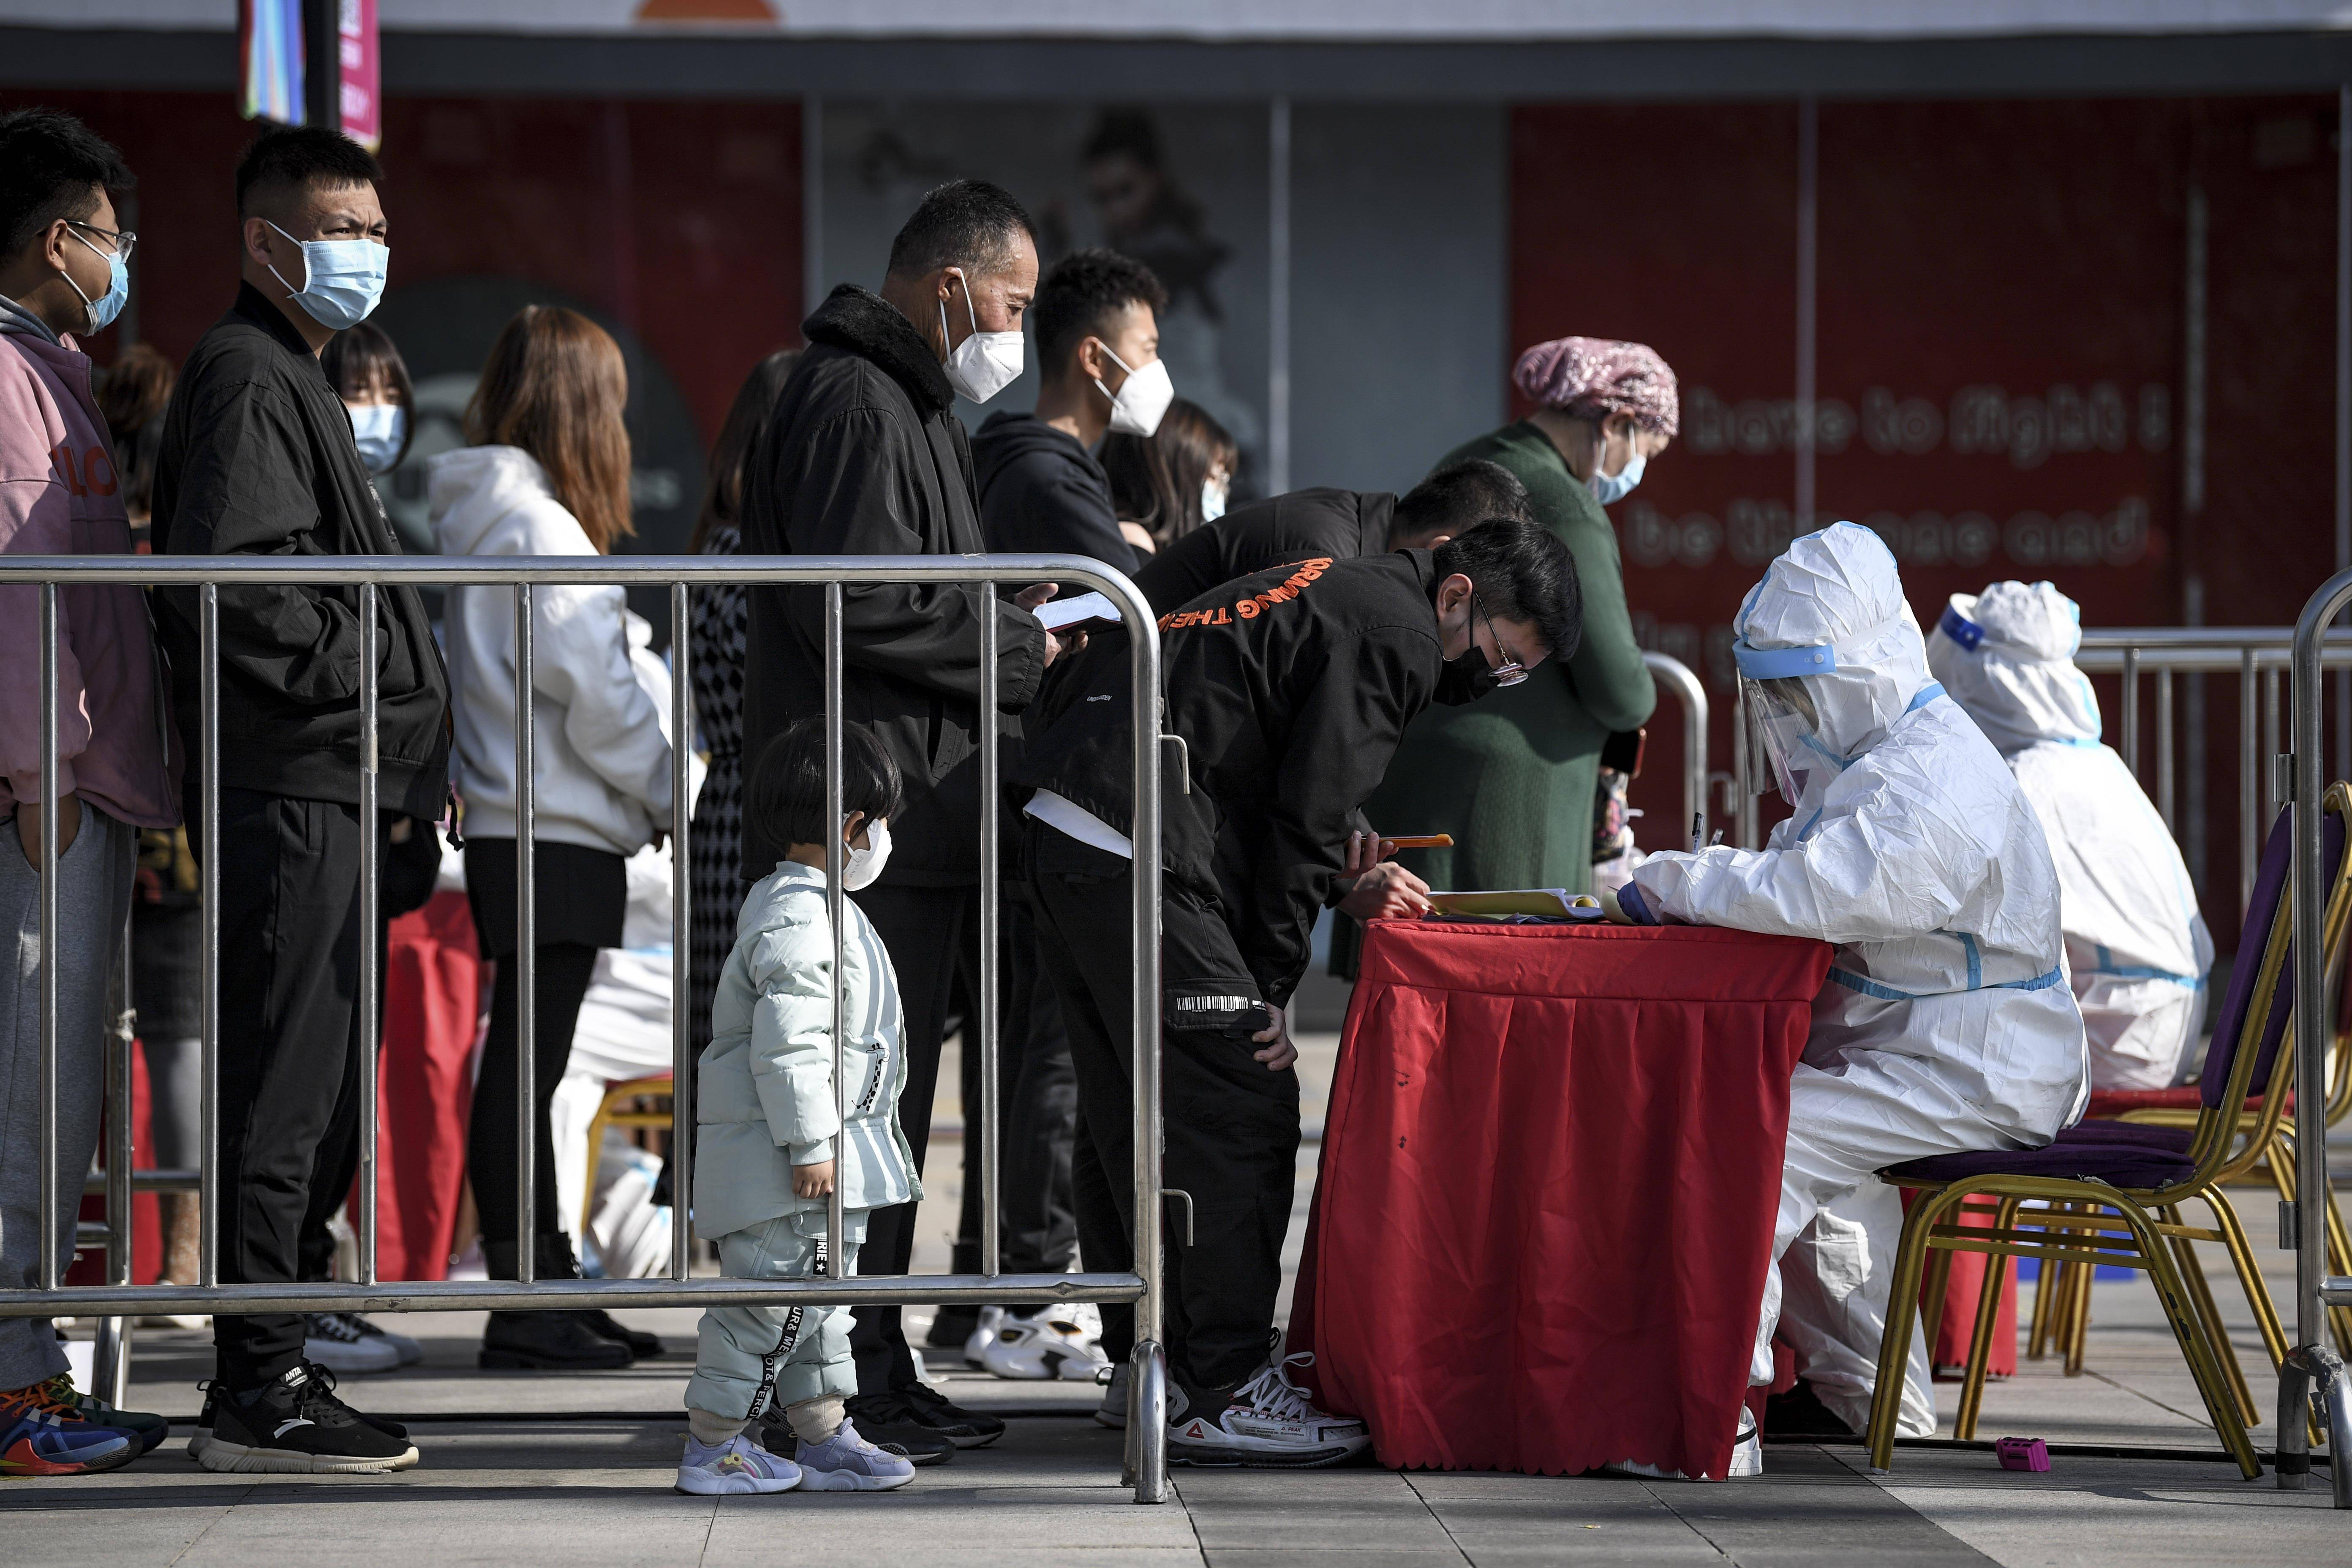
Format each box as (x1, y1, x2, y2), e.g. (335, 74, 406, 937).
(685, 1209, 866, 1423)
(0, 805, 135, 1389)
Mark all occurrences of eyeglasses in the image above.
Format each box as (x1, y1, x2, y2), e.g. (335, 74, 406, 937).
(1473, 593, 1530, 687)
(68, 220, 136, 263)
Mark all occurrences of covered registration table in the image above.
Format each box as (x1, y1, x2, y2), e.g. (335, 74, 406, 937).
(1291, 917, 1832, 1481)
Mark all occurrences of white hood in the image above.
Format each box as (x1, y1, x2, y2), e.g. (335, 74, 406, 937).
(1734, 521, 1934, 801)
(1924, 580, 2103, 756)
(430, 444, 558, 558)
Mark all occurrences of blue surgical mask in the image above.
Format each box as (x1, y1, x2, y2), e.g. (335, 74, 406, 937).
(64, 227, 128, 335)
(265, 219, 389, 331)
(349, 403, 406, 474)
(1201, 478, 1228, 523)
(1589, 443, 1645, 506)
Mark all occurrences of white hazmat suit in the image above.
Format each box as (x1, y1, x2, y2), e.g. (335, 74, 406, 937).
(1622, 524, 2088, 1440)
(1926, 580, 2213, 1091)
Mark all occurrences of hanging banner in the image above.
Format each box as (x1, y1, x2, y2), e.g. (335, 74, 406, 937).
(340, 0, 382, 150)
(239, 0, 305, 127)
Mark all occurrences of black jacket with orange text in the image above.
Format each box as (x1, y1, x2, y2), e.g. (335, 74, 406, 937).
(1013, 549, 1443, 1006)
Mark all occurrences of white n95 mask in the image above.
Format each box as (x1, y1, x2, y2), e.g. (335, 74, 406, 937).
(940, 270, 1024, 404)
(843, 817, 893, 891)
(1094, 344, 1174, 436)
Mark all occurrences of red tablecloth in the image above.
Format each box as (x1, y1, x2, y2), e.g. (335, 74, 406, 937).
(1290, 918, 1831, 1480)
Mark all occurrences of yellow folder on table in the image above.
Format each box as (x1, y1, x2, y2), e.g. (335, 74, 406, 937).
(1424, 889, 1603, 918)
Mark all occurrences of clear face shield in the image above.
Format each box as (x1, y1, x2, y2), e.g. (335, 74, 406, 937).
(1733, 637, 1843, 805)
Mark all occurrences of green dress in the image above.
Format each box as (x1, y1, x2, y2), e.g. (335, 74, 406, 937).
(1366, 421, 1657, 896)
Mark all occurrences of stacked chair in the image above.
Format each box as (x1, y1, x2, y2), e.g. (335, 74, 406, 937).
(1863, 788, 2352, 1478)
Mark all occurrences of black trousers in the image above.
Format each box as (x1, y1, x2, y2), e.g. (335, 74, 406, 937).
(846, 882, 980, 1393)
(464, 839, 624, 1267)
(1024, 820, 1301, 1395)
(188, 787, 387, 1388)
(948, 891, 1080, 1305)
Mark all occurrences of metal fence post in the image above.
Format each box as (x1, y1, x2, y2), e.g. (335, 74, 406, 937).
(2284, 566, 2352, 1507)
(38, 582, 59, 1292)
(824, 583, 848, 1272)
(514, 583, 537, 1284)
(1122, 578, 1171, 1505)
(979, 586, 1002, 1279)
(358, 581, 380, 1286)
(670, 582, 694, 1280)
(1640, 652, 1710, 841)
(93, 909, 136, 1404)
(198, 584, 219, 1289)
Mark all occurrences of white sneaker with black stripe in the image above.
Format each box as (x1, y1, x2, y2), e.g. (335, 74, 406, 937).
(1602, 1409, 1762, 1480)
(303, 1311, 402, 1374)
(1166, 1350, 1369, 1469)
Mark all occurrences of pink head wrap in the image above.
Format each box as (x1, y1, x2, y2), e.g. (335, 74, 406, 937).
(1513, 336, 1680, 438)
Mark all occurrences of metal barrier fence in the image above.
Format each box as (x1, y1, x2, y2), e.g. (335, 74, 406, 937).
(0, 553, 1176, 1503)
(1639, 651, 1710, 843)
(2288, 578, 2352, 1507)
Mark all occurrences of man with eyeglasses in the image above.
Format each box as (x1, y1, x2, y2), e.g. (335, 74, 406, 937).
(0, 106, 179, 1477)
(1012, 517, 1581, 1466)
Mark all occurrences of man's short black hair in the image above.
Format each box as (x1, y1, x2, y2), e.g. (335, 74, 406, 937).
(1432, 517, 1583, 663)
(885, 179, 1036, 282)
(0, 108, 133, 265)
(1390, 460, 1532, 547)
(234, 125, 383, 220)
(1032, 248, 1168, 380)
(750, 717, 906, 853)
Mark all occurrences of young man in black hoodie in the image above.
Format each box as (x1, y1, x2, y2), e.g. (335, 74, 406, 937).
(1014, 518, 1582, 1467)
(972, 246, 1167, 572)
(740, 179, 1075, 1457)
(150, 127, 447, 1474)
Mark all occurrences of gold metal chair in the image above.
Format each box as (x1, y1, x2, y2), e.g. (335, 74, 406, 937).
(580, 1073, 675, 1237)
(1864, 784, 2352, 1479)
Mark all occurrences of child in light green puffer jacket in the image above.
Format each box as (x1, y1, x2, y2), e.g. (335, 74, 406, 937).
(675, 719, 919, 1497)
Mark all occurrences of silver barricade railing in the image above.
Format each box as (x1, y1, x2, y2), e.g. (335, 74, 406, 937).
(0, 553, 1175, 1504)
(1639, 651, 1710, 844)
(2287, 576, 2352, 1506)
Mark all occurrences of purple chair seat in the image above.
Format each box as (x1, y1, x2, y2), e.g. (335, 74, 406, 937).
(2055, 1119, 2194, 1153)
(1884, 1136, 2195, 1191)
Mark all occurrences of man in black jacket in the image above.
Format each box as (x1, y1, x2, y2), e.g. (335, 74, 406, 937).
(1014, 518, 1582, 1467)
(1134, 459, 1531, 614)
(150, 127, 444, 1474)
(740, 179, 1073, 1454)
(973, 247, 1168, 572)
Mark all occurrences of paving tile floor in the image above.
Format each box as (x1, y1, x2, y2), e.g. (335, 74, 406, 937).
(11, 1028, 2351, 1561)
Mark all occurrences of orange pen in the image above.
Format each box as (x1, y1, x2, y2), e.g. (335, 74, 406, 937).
(1380, 834, 1454, 850)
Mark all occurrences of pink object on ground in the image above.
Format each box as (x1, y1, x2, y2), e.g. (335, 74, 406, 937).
(1995, 1437, 2051, 1472)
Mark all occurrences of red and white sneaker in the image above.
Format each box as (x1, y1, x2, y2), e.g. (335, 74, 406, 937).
(1167, 1351, 1369, 1469)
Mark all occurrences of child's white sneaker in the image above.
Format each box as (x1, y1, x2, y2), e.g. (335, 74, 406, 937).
(977, 1305, 1110, 1382)
(795, 1416, 917, 1491)
(675, 1431, 802, 1494)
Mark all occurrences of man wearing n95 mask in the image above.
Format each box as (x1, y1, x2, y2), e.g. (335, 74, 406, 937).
(975, 248, 1170, 575)
(740, 178, 1075, 1461)
(1927, 580, 2212, 1091)
(1612, 523, 2087, 1475)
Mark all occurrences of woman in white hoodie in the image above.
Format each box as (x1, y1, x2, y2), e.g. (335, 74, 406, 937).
(430, 306, 673, 1370)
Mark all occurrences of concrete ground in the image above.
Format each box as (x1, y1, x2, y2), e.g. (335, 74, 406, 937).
(9, 1027, 2351, 1562)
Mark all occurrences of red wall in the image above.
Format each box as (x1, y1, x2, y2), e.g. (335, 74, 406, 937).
(1514, 97, 2338, 917)
(0, 89, 806, 453)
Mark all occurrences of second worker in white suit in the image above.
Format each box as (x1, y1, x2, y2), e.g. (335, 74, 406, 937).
(1926, 580, 2213, 1092)
(1614, 523, 2089, 1470)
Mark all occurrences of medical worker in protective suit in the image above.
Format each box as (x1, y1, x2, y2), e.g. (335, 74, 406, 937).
(1611, 523, 2088, 1474)
(1926, 580, 2213, 1091)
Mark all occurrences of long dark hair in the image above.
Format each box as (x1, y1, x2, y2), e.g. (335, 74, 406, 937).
(96, 342, 173, 526)
(466, 305, 632, 553)
(693, 349, 800, 553)
(1100, 397, 1236, 549)
(321, 321, 415, 469)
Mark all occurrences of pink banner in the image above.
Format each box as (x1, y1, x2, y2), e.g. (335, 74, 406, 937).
(338, 0, 381, 150)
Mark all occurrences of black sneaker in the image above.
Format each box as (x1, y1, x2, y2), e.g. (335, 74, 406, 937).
(898, 1382, 1005, 1448)
(757, 1406, 953, 1467)
(195, 1362, 419, 1474)
(574, 1308, 664, 1360)
(1762, 1379, 1856, 1438)
(479, 1310, 634, 1371)
(925, 1305, 981, 1352)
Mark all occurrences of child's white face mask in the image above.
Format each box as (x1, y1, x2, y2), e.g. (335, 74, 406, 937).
(843, 817, 893, 891)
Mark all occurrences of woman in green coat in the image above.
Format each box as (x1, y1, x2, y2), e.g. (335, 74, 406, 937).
(1368, 337, 1678, 897)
